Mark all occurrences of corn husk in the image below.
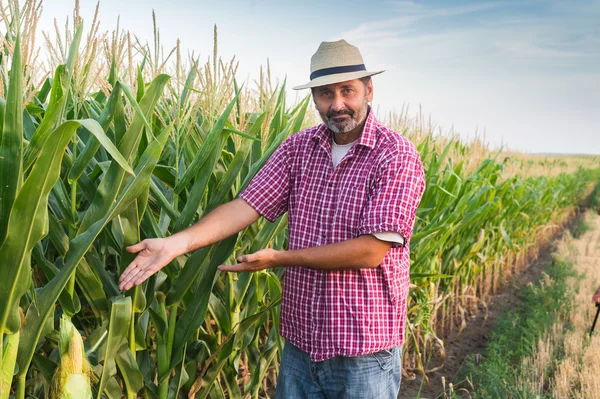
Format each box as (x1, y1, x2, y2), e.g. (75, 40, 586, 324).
(52, 316, 93, 399)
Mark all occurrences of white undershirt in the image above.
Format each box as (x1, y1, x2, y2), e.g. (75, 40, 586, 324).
(331, 139, 405, 247)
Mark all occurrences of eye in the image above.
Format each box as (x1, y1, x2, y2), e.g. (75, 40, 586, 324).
(342, 88, 353, 95)
(319, 90, 333, 98)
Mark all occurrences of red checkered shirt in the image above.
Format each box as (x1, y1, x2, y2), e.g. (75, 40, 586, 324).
(241, 109, 425, 361)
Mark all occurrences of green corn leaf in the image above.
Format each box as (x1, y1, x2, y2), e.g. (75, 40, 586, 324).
(500, 225, 516, 252)
(78, 75, 170, 234)
(65, 23, 84, 75)
(22, 68, 66, 171)
(266, 83, 287, 149)
(32, 245, 81, 316)
(173, 129, 228, 232)
(96, 298, 131, 398)
(75, 118, 135, 177)
(165, 245, 214, 306)
(69, 82, 123, 182)
(174, 93, 239, 194)
(32, 352, 58, 385)
(97, 297, 131, 399)
(103, 377, 125, 399)
(180, 60, 198, 105)
(244, 328, 278, 398)
(167, 355, 189, 399)
(233, 215, 287, 307)
(0, 331, 19, 399)
(17, 126, 171, 382)
(86, 247, 121, 298)
(223, 127, 261, 142)
(288, 94, 311, 136)
(115, 346, 144, 398)
(435, 184, 458, 199)
(51, 178, 76, 225)
(121, 82, 154, 137)
(239, 121, 293, 193)
(0, 97, 5, 134)
(220, 365, 242, 399)
(192, 298, 280, 399)
(136, 65, 145, 102)
(0, 30, 23, 247)
(0, 120, 81, 335)
(75, 259, 109, 317)
(152, 165, 176, 188)
(34, 75, 53, 104)
(410, 273, 454, 279)
(149, 180, 180, 220)
(45, 216, 109, 315)
(168, 234, 238, 372)
(206, 113, 267, 212)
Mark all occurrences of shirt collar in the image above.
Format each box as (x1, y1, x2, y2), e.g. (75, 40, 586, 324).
(311, 106, 378, 150)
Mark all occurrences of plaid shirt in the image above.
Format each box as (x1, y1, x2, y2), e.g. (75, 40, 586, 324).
(241, 110, 425, 361)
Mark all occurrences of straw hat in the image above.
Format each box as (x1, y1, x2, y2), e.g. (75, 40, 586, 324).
(292, 39, 384, 90)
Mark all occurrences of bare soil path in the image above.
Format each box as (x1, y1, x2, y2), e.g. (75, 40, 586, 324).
(399, 210, 589, 399)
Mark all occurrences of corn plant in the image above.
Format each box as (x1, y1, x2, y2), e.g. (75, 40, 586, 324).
(0, 1, 310, 397)
(1, 1, 599, 398)
(403, 136, 599, 374)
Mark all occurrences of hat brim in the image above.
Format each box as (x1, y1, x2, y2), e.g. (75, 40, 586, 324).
(292, 70, 384, 90)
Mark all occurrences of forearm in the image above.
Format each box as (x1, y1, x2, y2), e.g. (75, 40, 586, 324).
(166, 198, 260, 257)
(275, 235, 391, 271)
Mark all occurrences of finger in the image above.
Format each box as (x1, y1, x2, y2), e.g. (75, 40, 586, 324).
(218, 264, 245, 273)
(131, 270, 154, 288)
(239, 253, 258, 263)
(120, 266, 147, 290)
(123, 258, 165, 290)
(127, 241, 146, 253)
(120, 260, 145, 283)
(119, 267, 137, 286)
(119, 262, 139, 281)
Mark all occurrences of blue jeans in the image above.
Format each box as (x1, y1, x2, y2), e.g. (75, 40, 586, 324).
(275, 342, 402, 399)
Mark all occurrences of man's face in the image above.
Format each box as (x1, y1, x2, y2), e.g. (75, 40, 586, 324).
(312, 79, 373, 136)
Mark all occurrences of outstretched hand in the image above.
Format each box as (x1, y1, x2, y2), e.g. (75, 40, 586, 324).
(593, 287, 600, 304)
(119, 238, 176, 291)
(218, 248, 280, 273)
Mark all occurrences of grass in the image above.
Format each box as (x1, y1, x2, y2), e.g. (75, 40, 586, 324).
(572, 217, 591, 239)
(455, 206, 600, 398)
(458, 246, 581, 398)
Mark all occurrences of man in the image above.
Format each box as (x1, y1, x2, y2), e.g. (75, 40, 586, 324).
(119, 39, 425, 398)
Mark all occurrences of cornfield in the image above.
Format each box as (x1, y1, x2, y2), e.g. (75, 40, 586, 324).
(0, 1, 598, 398)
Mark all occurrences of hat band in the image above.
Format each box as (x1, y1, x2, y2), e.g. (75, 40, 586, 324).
(310, 64, 366, 81)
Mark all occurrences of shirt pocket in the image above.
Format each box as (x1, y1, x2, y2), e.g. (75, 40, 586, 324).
(336, 177, 369, 235)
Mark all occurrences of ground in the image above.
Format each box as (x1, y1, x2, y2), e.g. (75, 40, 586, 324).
(399, 210, 588, 399)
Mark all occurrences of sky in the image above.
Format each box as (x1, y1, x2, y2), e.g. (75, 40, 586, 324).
(36, 0, 600, 154)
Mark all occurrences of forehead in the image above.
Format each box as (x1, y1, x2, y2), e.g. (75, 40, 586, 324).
(313, 79, 363, 92)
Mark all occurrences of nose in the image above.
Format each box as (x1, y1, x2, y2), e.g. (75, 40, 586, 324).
(331, 93, 345, 112)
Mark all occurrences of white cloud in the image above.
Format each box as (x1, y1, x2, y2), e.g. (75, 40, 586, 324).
(339, 1, 600, 153)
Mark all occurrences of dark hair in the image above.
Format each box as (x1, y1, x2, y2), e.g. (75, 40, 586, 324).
(359, 76, 372, 87)
(310, 76, 372, 95)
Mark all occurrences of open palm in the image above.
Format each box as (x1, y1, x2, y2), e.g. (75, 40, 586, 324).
(119, 238, 175, 290)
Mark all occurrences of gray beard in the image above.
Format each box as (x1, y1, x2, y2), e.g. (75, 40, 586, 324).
(327, 118, 358, 133)
(322, 102, 369, 134)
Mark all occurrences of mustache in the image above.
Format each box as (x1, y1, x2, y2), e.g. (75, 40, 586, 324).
(327, 109, 354, 119)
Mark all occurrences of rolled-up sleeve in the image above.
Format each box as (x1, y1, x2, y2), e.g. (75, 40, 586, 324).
(240, 138, 292, 222)
(358, 149, 425, 246)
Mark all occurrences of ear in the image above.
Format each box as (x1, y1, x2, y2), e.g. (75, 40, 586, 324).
(366, 79, 374, 102)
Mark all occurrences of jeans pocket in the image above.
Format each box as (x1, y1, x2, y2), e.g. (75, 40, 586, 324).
(371, 348, 394, 371)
